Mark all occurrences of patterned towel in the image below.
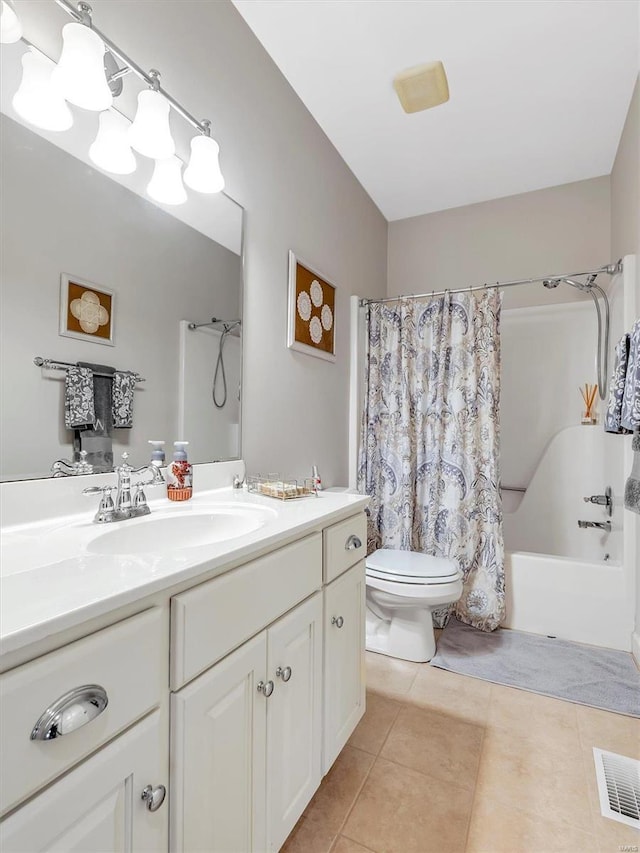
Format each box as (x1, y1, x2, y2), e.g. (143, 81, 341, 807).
(604, 334, 631, 434)
(624, 431, 640, 515)
(621, 319, 640, 431)
(112, 371, 136, 428)
(64, 366, 95, 430)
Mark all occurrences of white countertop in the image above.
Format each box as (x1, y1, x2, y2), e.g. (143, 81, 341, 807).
(0, 483, 368, 660)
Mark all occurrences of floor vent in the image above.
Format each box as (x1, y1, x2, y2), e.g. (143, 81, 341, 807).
(593, 748, 640, 828)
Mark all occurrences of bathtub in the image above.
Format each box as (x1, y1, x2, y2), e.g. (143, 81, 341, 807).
(503, 550, 632, 652)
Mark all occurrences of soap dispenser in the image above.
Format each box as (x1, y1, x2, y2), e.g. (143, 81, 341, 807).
(148, 440, 166, 468)
(167, 441, 192, 501)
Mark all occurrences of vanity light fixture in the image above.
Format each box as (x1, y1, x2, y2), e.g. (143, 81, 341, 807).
(147, 155, 188, 206)
(51, 21, 113, 110)
(128, 81, 176, 160)
(12, 48, 74, 132)
(0, 0, 22, 43)
(89, 109, 136, 175)
(9, 0, 226, 196)
(184, 123, 225, 194)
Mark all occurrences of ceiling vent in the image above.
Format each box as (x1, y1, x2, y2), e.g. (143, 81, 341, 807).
(593, 747, 640, 828)
(393, 61, 449, 114)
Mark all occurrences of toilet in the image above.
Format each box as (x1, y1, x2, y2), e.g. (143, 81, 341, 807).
(365, 548, 463, 663)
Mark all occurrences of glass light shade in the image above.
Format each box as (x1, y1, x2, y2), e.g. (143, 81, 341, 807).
(89, 110, 137, 175)
(12, 49, 73, 132)
(51, 23, 112, 111)
(147, 156, 187, 205)
(0, 0, 22, 43)
(129, 90, 175, 159)
(184, 134, 225, 193)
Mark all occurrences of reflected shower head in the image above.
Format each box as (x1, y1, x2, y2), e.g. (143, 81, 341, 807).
(542, 279, 560, 288)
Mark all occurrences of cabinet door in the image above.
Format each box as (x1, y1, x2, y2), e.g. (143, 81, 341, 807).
(323, 561, 366, 774)
(266, 593, 323, 852)
(0, 711, 167, 852)
(171, 632, 267, 853)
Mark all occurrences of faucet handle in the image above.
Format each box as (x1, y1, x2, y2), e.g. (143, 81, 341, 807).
(83, 486, 116, 523)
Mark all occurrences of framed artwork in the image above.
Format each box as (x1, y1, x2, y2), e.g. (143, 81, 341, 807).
(287, 251, 336, 362)
(59, 273, 115, 346)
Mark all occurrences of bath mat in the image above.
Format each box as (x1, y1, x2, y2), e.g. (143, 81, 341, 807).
(431, 618, 640, 717)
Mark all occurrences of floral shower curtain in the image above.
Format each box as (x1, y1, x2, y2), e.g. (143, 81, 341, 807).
(357, 290, 505, 631)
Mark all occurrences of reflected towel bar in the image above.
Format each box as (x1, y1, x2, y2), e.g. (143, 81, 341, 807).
(34, 357, 145, 383)
(501, 485, 527, 493)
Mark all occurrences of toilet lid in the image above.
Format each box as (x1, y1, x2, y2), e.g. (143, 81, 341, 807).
(366, 549, 460, 584)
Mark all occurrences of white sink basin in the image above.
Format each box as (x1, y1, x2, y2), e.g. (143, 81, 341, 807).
(87, 505, 276, 556)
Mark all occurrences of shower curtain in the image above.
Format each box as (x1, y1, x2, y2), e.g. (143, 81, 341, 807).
(357, 290, 505, 631)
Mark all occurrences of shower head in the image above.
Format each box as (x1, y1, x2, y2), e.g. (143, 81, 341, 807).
(542, 279, 560, 289)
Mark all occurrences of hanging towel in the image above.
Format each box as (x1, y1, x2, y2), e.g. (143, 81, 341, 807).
(621, 319, 640, 431)
(64, 366, 95, 429)
(79, 362, 115, 435)
(624, 431, 640, 515)
(112, 371, 136, 428)
(605, 333, 631, 434)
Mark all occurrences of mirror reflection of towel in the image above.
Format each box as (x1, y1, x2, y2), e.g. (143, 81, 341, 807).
(64, 365, 95, 429)
(76, 362, 115, 473)
(113, 371, 136, 428)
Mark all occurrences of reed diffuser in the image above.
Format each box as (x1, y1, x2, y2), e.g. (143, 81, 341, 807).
(580, 383, 598, 425)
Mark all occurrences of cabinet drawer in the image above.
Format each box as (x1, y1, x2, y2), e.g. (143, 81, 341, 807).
(0, 608, 166, 816)
(323, 513, 367, 583)
(171, 533, 322, 689)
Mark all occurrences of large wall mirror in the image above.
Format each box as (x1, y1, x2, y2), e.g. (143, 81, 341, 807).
(0, 33, 244, 482)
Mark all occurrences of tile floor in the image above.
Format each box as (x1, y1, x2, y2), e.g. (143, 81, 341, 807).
(282, 649, 640, 853)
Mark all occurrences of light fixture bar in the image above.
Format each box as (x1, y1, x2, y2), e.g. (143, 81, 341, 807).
(54, 0, 209, 135)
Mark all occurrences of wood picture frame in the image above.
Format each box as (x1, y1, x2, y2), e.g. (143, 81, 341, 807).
(287, 251, 336, 362)
(59, 273, 115, 346)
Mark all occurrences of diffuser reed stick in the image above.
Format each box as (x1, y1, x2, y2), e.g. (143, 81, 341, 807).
(580, 383, 598, 424)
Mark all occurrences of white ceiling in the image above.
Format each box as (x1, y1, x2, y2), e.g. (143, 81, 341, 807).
(233, 0, 639, 222)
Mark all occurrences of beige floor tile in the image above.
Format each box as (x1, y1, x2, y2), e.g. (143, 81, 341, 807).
(580, 745, 640, 853)
(466, 795, 598, 853)
(487, 683, 580, 745)
(576, 704, 640, 758)
(380, 704, 484, 791)
(332, 837, 376, 853)
(407, 665, 492, 725)
(347, 691, 401, 755)
(474, 727, 593, 831)
(365, 652, 419, 700)
(281, 746, 374, 853)
(342, 756, 473, 853)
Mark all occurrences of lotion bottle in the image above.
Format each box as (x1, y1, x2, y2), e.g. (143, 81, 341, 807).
(167, 441, 192, 501)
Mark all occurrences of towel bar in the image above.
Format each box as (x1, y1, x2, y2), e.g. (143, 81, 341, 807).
(34, 357, 145, 383)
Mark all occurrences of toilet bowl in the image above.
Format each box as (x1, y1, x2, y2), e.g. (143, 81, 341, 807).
(365, 549, 463, 663)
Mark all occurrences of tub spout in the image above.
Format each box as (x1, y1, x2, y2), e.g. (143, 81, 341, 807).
(578, 520, 611, 532)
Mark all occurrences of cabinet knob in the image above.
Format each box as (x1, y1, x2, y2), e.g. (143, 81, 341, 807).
(275, 666, 292, 682)
(331, 615, 344, 629)
(30, 684, 109, 741)
(257, 680, 275, 697)
(345, 535, 362, 551)
(141, 784, 166, 812)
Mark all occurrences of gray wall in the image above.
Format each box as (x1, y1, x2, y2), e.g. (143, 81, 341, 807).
(387, 177, 611, 310)
(0, 115, 241, 479)
(89, 0, 388, 486)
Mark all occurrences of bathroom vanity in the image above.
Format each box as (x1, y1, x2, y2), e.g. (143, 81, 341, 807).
(0, 464, 368, 852)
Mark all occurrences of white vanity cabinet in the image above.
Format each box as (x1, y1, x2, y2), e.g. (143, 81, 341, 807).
(322, 561, 366, 773)
(0, 501, 368, 853)
(0, 712, 168, 853)
(171, 593, 323, 853)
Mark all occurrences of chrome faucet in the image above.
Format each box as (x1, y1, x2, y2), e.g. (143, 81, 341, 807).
(51, 450, 93, 477)
(578, 519, 612, 533)
(83, 453, 165, 524)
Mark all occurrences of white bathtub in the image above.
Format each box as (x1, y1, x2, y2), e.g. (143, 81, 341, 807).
(503, 551, 632, 651)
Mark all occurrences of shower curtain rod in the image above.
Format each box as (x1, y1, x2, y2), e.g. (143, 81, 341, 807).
(359, 261, 623, 307)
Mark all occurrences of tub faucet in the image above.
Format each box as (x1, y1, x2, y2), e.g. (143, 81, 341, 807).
(578, 520, 611, 533)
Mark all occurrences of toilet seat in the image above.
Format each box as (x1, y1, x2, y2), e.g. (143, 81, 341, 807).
(366, 548, 460, 585)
